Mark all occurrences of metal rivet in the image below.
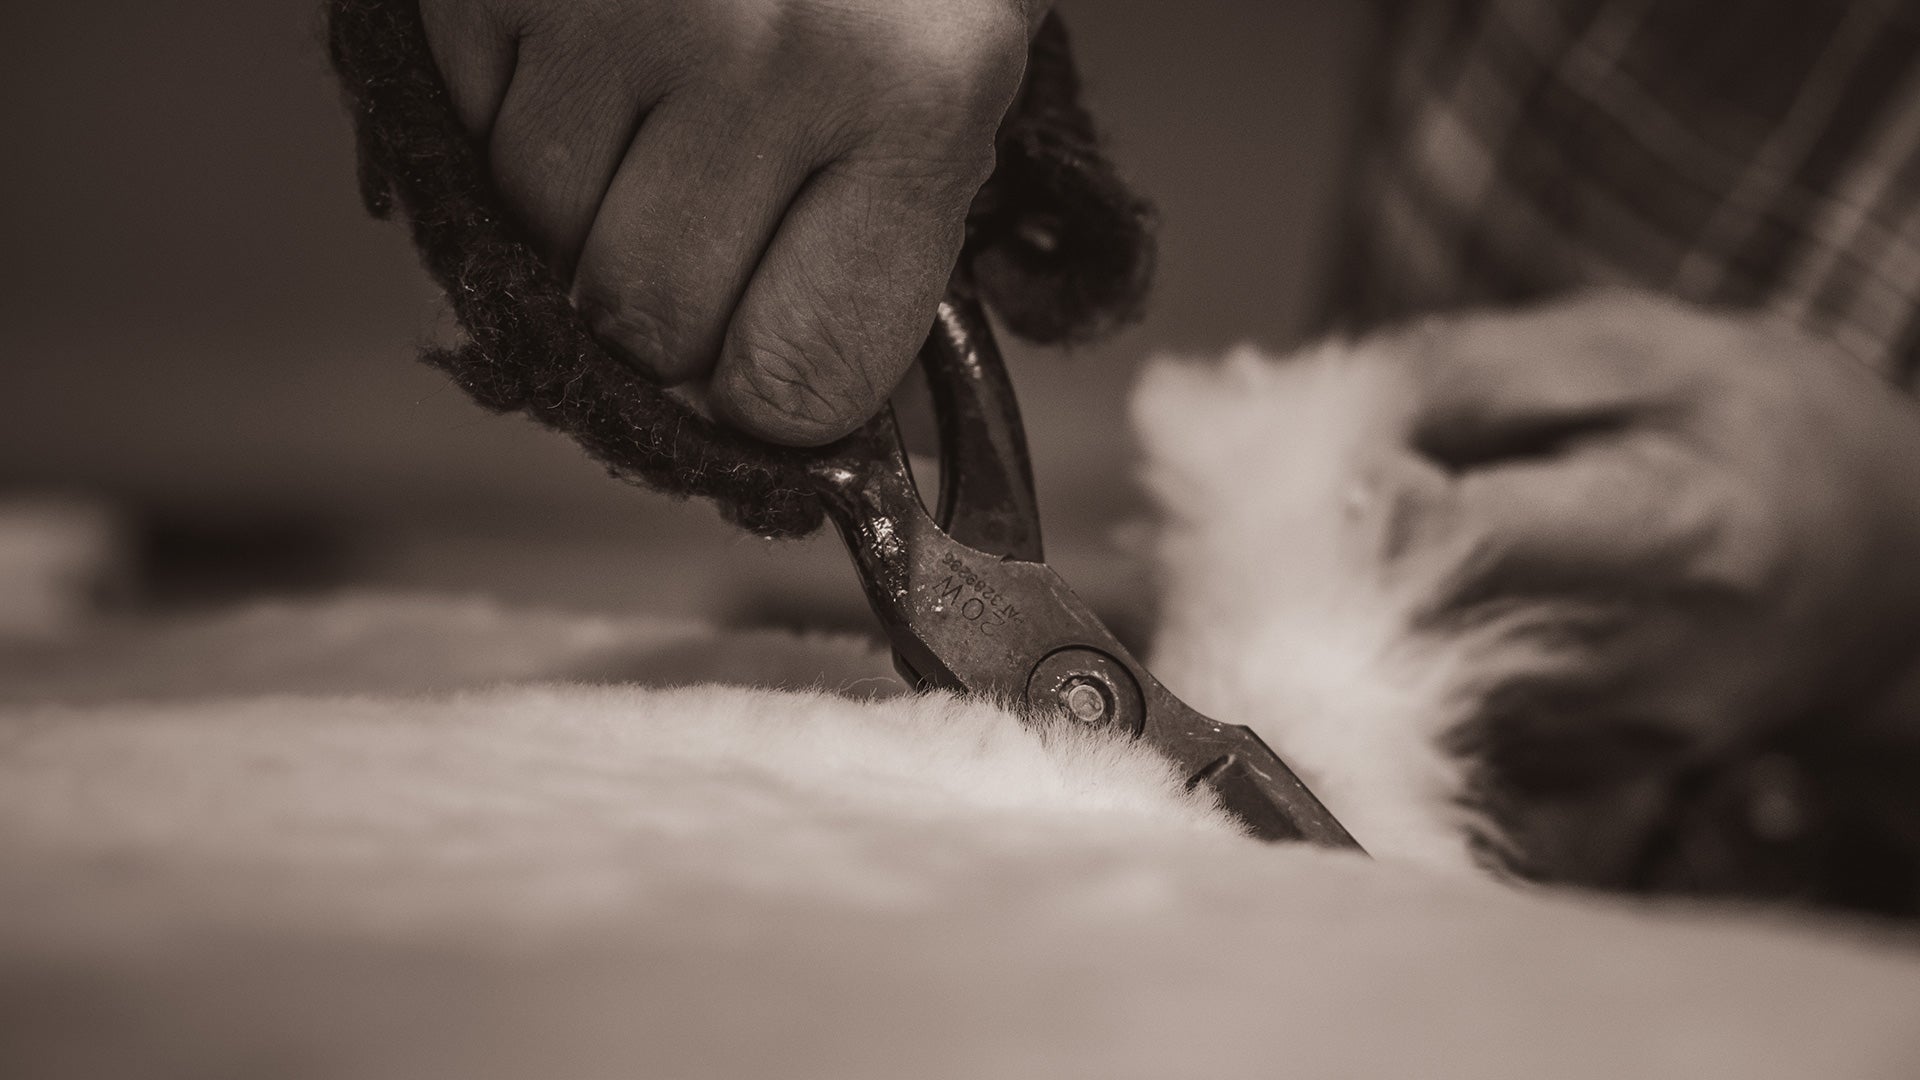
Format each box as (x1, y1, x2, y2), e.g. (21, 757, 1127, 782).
(1026, 647, 1146, 738)
(1062, 678, 1110, 724)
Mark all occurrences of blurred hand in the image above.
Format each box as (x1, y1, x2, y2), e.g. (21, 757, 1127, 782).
(1363, 292, 1920, 884)
(420, 0, 1042, 444)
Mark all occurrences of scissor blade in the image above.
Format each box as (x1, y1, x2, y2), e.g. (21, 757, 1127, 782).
(1175, 719, 1363, 848)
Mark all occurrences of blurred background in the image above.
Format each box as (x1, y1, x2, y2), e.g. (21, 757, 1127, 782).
(0, 1, 1368, 636)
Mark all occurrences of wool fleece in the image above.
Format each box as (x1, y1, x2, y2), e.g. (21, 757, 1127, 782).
(4, 336, 1920, 1078)
(1138, 341, 1489, 871)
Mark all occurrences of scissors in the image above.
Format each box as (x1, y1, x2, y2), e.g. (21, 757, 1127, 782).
(804, 276, 1363, 851)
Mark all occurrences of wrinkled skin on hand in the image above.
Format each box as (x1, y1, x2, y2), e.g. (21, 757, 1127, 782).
(1368, 292, 1920, 909)
(419, 0, 1045, 445)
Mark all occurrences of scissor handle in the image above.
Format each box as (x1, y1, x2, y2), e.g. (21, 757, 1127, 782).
(920, 284, 1044, 564)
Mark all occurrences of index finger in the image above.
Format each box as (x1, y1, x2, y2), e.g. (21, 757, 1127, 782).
(1402, 293, 1716, 471)
(1413, 437, 1737, 619)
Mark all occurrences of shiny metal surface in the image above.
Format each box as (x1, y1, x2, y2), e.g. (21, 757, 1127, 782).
(807, 280, 1362, 850)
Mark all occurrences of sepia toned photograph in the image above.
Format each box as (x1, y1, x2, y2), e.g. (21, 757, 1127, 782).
(4, 1, 1919, 1076)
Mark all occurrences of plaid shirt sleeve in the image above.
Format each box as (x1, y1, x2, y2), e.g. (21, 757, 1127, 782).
(1326, 0, 1920, 384)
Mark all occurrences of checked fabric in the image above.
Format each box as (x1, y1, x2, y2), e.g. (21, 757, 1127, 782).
(1328, 0, 1920, 383)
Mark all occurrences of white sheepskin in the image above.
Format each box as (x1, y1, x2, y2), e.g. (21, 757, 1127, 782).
(7, 330, 1920, 1079)
(9, 656, 1920, 1080)
(0, 684, 1232, 931)
(1136, 341, 1487, 869)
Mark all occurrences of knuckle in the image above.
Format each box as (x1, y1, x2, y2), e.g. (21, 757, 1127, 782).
(525, 0, 640, 45)
(725, 331, 872, 444)
(836, 141, 998, 203)
(805, 5, 1025, 149)
(892, 5, 1028, 112)
(491, 124, 594, 212)
(1682, 474, 1783, 598)
(577, 290, 702, 384)
(518, 0, 699, 99)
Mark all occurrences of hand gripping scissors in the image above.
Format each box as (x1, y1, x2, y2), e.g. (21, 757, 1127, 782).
(804, 278, 1363, 850)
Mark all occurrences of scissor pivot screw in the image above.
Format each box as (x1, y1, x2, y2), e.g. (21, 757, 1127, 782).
(1061, 678, 1111, 724)
(1026, 647, 1145, 736)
